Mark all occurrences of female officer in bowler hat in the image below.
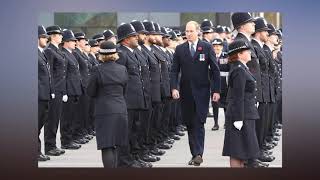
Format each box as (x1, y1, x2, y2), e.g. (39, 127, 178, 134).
(87, 41, 129, 168)
(222, 39, 260, 168)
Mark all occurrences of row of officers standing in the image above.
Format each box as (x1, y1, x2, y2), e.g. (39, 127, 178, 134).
(38, 13, 282, 168)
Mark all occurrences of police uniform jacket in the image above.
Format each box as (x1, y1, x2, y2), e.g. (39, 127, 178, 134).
(225, 61, 260, 122)
(252, 39, 271, 103)
(73, 48, 92, 88)
(116, 45, 147, 110)
(235, 33, 262, 103)
(141, 45, 162, 103)
(62, 48, 84, 96)
(38, 49, 53, 100)
(44, 43, 67, 95)
(263, 45, 277, 103)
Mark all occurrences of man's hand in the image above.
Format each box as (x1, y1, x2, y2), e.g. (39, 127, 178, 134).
(172, 89, 180, 99)
(212, 93, 220, 102)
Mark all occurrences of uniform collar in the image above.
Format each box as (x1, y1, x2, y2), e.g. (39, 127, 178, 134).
(239, 32, 251, 41)
(143, 44, 152, 51)
(252, 38, 264, 48)
(38, 46, 44, 53)
(123, 45, 134, 53)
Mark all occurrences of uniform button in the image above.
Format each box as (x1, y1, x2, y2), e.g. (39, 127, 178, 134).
(254, 96, 257, 99)
(254, 81, 257, 83)
(255, 88, 258, 91)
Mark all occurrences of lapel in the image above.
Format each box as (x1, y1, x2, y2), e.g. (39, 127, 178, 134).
(182, 41, 193, 60)
(121, 45, 140, 65)
(142, 45, 158, 63)
(252, 39, 268, 60)
(38, 49, 47, 63)
(193, 40, 203, 61)
(241, 62, 256, 80)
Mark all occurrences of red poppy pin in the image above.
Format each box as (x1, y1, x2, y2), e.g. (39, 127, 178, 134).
(197, 46, 203, 51)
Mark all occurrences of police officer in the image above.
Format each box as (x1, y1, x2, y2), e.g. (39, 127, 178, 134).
(141, 20, 166, 158)
(92, 33, 105, 45)
(88, 39, 100, 66)
(211, 38, 230, 131)
(44, 25, 66, 156)
(73, 32, 93, 144)
(251, 17, 276, 162)
(263, 23, 281, 148)
(171, 21, 221, 166)
(130, 20, 158, 163)
(87, 41, 129, 168)
(200, 19, 215, 43)
(222, 39, 260, 168)
(215, 25, 229, 53)
(231, 12, 266, 168)
(151, 22, 175, 148)
(38, 25, 54, 161)
(60, 29, 83, 150)
(116, 23, 150, 168)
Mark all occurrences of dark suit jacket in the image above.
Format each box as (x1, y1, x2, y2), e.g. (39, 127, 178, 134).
(116, 45, 147, 110)
(151, 45, 171, 99)
(38, 49, 53, 100)
(170, 39, 221, 123)
(263, 45, 277, 103)
(225, 61, 260, 122)
(73, 48, 92, 88)
(235, 33, 262, 102)
(252, 39, 271, 103)
(44, 43, 67, 94)
(87, 61, 128, 115)
(141, 45, 162, 103)
(135, 47, 152, 108)
(62, 48, 84, 96)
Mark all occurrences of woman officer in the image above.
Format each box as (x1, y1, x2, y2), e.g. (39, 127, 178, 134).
(87, 41, 129, 167)
(222, 39, 260, 168)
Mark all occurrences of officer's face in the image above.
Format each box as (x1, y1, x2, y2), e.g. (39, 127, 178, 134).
(65, 40, 76, 50)
(212, 45, 223, 55)
(268, 34, 279, 45)
(241, 21, 255, 35)
(155, 35, 163, 46)
(138, 33, 146, 44)
(127, 35, 138, 48)
(91, 46, 100, 53)
(51, 34, 62, 44)
(77, 39, 87, 49)
(38, 37, 48, 48)
(147, 35, 156, 44)
(162, 37, 171, 47)
(108, 36, 117, 45)
(260, 31, 269, 43)
(186, 23, 199, 42)
(239, 49, 251, 62)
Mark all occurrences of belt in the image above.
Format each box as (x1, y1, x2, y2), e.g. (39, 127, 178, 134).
(220, 72, 229, 77)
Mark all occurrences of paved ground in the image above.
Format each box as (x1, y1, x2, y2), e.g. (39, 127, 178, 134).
(38, 109, 282, 168)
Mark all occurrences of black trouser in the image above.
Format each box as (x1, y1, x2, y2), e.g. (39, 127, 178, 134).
(169, 100, 178, 134)
(102, 147, 118, 168)
(257, 103, 269, 148)
(88, 96, 95, 133)
(44, 93, 63, 151)
(175, 100, 183, 128)
(276, 98, 282, 124)
(149, 102, 163, 148)
(60, 96, 79, 145)
(160, 98, 172, 139)
(267, 102, 276, 138)
(118, 109, 141, 167)
(38, 100, 49, 154)
(139, 108, 152, 155)
(72, 94, 89, 139)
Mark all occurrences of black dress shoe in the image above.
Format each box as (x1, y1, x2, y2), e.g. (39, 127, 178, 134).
(258, 154, 275, 162)
(211, 125, 219, 131)
(165, 139, 175, 144)
(263, 150, 273, 156)
(157, 143, 172, 149)
(193, 155, 203, 164)
(135, 159, 152, 168)
(171, 135, 181, 140)
(175, 131, 185, 136)
(140, 154, 157, 162)
(129, 160, 143, 168)
(61, 143, 81, 149)
(150, 148, 165, 156)
(73, 138, 88, 144)
(38, 154, 48, 161)
(45, 148, 65, 156)
(89, 130, 96, 136)
(245, 160, 269, 168)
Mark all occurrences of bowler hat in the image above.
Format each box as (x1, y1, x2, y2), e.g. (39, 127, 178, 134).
(231, 12, 255, 30)
(215, 26, 226, 34)
(267, 23, 278, 36)
(117, 23, 138, 43)
(99, 41, 117, 55)
(46, 25, 62, 35)
(254, 17, 270, 32)
(74, 32, 87, 40)
(161, 27, 171, 38)
(169, 30, 178, 40)
(62, 29, 77, 42)
(92, 33, 105, 41)
(212, 38, 223, 46)
(89, 39, 99, 47)
(153, 22, 164, 35)
(103, 29, 116, 40)
(143, 20, 158, 35)
(38, 25, 48, 38)
(131, 20, 148, 34)
(228, 39, 251, 55)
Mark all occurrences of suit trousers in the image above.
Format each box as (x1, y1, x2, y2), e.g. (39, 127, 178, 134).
(38, 100, 49, 153)
(60, 96, 79, 145)
(256, 103, 269, 148)
(44, 93, 63, 151)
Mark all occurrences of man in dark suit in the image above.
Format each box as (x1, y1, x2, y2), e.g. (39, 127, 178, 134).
(60, 29, 83, 150)
(116, 23, 151, 168)
(170, 21, 221, 166)
(38, 25, 54, 161)
(44, 25, 66, 156)
(251, 17, 276, 163)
